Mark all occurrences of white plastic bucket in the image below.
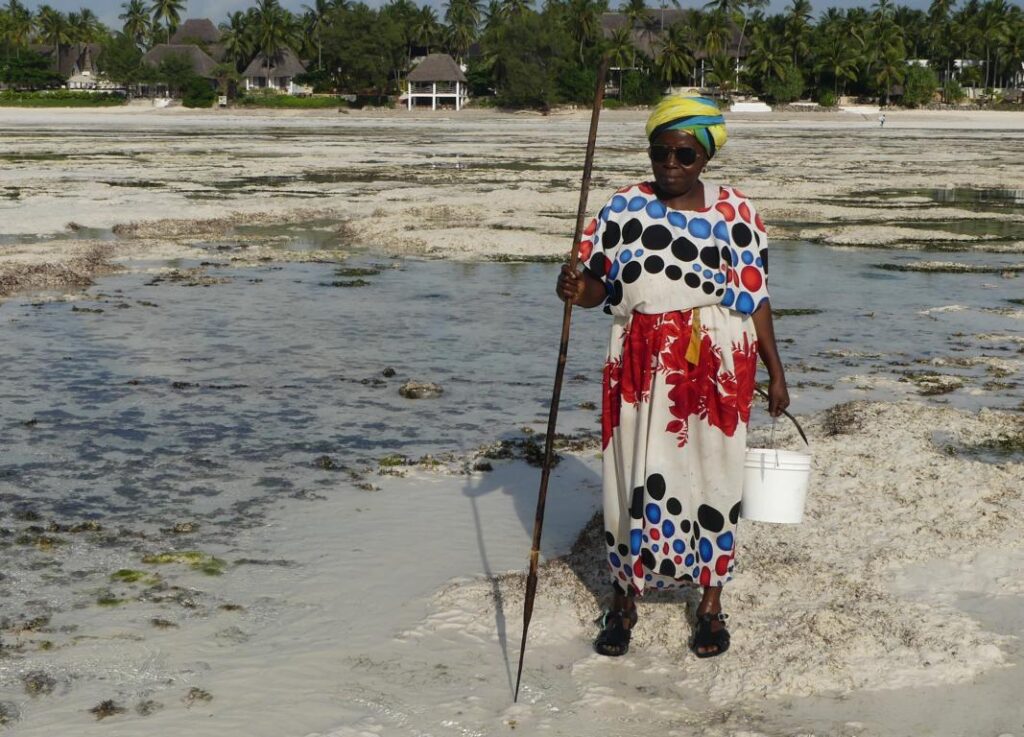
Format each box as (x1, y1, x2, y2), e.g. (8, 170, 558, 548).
(741, 448, 811, 523)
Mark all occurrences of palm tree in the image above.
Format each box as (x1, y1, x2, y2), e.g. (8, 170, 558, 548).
(251, 0, 298, 89)
(219, 12, 252, 73)
(654, 22, 694, 85)
(784, 0, 812, 67)
(35, 4, 69, 65)
(874, 41, 905, 104)
(411, 6, 441, 54)
(565, 0, 601, 63)
(501, 0, 531, 18)
(119, 0, 149, 48)
(301, 0, 332, 71)
(444, 0, 480, 63)
(606, 25, 635, 96)
(815, 28, 861, 95)
(149, 0, 184, 44)
(747, 24, 788, 86)
(976, 0, 1009, 89)
(4, 0, 33, 56)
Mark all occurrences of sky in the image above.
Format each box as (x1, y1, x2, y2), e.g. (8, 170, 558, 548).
(34, 0, 939, 40)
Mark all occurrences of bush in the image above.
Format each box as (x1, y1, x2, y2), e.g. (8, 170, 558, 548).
(182, 76, 216, 108)
(762, 65, 804, 104)
(901, 65, 939, 108)
(0, 90, 125, 107)
(237, 92, 341, 108)
(817, 89, 837, 107)
(603, 98, 625, 109)
(556, 63, 597, 105)
(619, 69, 662, 106)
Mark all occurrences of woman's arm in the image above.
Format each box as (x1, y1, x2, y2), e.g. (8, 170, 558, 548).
(750, 302, 790, 417)
(556, 264, 606, 309)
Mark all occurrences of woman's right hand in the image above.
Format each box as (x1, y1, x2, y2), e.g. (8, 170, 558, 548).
(556, 264, 585, 304)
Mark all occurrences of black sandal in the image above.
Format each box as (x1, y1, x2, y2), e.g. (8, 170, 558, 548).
(594, 608, 637, 657)
(691, 611, 730, 658)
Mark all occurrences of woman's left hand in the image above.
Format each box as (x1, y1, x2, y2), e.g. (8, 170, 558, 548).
(767, 376, 790, 418)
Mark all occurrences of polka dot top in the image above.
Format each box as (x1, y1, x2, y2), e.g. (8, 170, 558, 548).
(579, 181, 770, 317)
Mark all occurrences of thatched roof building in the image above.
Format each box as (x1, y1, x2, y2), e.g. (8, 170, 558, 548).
(406, 53, 468, 110)
(141, 44, 219, 78)
(170, 18, 221, 45)
(407, 53, 467, 84)
(30, 43, 102, 78)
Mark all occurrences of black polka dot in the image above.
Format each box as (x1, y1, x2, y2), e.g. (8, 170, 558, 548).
(641, 224, 672, 250)
(646, 473, 666, 500)
(729, 502, 740, 524)
(618, 543, 629, 556)
(701, 281, 715, 294)
(699, 245, 720, 269)
(754, 231, 762, 246)
(680, 573, 693, 582)
(630, 487, 643, 519)
(665, 265, 682, 280)
(641, 548, 656, 569)
(622, 261, 642, 284)
(659, 559, 676, 577)
(644, 255, 664, 274)
(679, 518, 691, 533)
(715, 288, 724, 296)
(607, 280, 623, 306)
(588, 252, 606, 276)
(671, 237, 698, 262)
(721, 246, 732, 266)
(689, 535, 696, 549)
(698, 504, 725, 533)
(732, 222, 752, 248)
(622, 218, 643, 244)
(759, 248, 769, 274)
(667, 497, 682, 516)
(684, 272, 701, 289)
(693, 522, 701, 539)
(605, 531, 615, 547)
(603, 221, 621, 249)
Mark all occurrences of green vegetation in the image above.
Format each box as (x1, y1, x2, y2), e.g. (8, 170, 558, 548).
(1, 0, 1022, 108)
(237, 91, 341, 108)
(0, 90, 124, 106)
(142, 550, 228, 575)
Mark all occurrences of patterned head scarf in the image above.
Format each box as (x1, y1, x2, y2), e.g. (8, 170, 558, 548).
(645, 96, 728, 159)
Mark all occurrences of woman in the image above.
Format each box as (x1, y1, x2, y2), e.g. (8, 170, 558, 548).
(556, 96, 789, 658)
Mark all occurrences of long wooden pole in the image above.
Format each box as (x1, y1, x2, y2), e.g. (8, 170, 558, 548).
(513, 57, 609, 704)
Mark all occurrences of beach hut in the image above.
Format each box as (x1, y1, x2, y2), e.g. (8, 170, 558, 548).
(169, 18, 226, 62)
(241, 48, 307, 95)
(406, 54, 468, 111)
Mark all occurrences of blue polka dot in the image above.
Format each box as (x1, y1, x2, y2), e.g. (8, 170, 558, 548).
(717, 532, 734, 551)
(608, 261, 620, 280)
(656, 580, 664, 588)
(628, 196, 647, 211)
(646, 200, 667, 218)
(662, 520, 675, 538)
(593, 234, 600, 247)
(630, 530, 642, 555)
(645, 503, 661, 524)
(668, 211, 687, 228)
(693, 264, 703, 271)
(600, 206, 610, 221)
(721, 287, 736, 307)
(651, 543, 659, 551)
(731, 249, 741, 265)
(736, 292, 755, 314)
(610, 553, 622, 567)
(634, 248, 644, 257)
(699, 538, 713, 562)
(673, 540, 685, 553)
(610, 195, 628, 212)
(684, 554, 695, 566)
(692, 567, 701, 578)
(619, 249, 633, 263)
(703, 270, 713, 279)
(714, 273, 725, 284)
(642, 534, 648, 543)
(688, 218, 712, 239)
(755, 257, 763, 267)
(645, 573, 652, 580)
(713, 220, 731, 242)
(742, 250, 754, 265)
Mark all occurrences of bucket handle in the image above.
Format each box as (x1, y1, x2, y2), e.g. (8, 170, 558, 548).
(754, 385, 809, 446)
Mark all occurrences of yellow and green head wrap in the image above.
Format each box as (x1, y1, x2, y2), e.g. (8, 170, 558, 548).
(645, 96, 728, 159)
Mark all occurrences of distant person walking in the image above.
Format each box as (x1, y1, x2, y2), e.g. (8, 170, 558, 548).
(556, 96, 789, 659)
(879, 113, 886, 128)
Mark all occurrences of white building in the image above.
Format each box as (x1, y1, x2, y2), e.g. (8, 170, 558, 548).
(406, 54, 468, 111)
(242, 48, 307, 95)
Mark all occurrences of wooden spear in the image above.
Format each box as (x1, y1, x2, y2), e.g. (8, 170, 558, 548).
(513, 57, 609, 704)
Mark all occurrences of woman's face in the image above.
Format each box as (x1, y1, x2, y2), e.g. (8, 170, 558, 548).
(649, 129, 707, 198)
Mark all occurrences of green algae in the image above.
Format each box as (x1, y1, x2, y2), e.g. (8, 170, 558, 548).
(141, 551, 227, 576)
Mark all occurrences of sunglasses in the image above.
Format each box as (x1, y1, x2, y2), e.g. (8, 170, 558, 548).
(648, 145, 700, 166)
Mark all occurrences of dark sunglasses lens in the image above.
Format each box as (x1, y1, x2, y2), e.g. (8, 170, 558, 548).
(650, 145, 670, 162)
(677, 147, 697, 165)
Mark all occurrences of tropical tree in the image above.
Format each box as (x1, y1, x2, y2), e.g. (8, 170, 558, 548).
(35, 4, 70, 63)
(445, 0, 481, 62)
(149, 0, 184, 44)
(654, 21, 694, 85)
(251, 0, 299, 86)
(119, 0, 149, 48)
(564, 0, 602, 63)
(410, 6, 441, 53)
(302, 0, 333, 71)
(784, 0, 813, 67)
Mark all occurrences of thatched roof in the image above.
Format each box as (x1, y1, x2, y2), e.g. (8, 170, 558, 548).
(601, 11, 748, 60)
(241, 47, 307, 79)
(170, 18, 221, 45)
(141, 44, 219, 78)
(407, 54, 467, 83)
(30, 43, 103, 78)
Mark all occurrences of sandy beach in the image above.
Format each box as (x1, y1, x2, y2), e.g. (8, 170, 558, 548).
(0, 106, 1022, 736)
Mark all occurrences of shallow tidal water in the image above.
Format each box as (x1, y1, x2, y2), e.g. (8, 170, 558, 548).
(0, 236, 1021, 734)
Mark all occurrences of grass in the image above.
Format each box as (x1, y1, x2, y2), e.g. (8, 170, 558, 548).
(237, 94, 341, 109)
(0, 91, 125, 107)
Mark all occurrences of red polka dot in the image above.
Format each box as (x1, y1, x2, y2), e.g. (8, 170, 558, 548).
(741, 266, 763, 291)
(618, 571, 627, 580)
(699, 566, 711, 586)
(715, 202, 735, 221)
(578, 240, 592, 261)
(634, 561, 644, 577)
(718, 187, 729, 201)
(604, 257, 613, 276)
(739, 202, 751, 223)
(583, 218, 597, 236)
(650, 528, 660, 541)
(617, 185, 631, 193)
(638, 182, 654, 194)
(662, 542, 669, 555)
(715, 555, 731, 576)
(674, 555, 683, 564)
(733, 188, 747, 198)
(755, 213, 766, 232)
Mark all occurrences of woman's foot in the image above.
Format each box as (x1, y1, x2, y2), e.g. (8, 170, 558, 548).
(692, 588, 729, 657)
(594, 593, 637, 656)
